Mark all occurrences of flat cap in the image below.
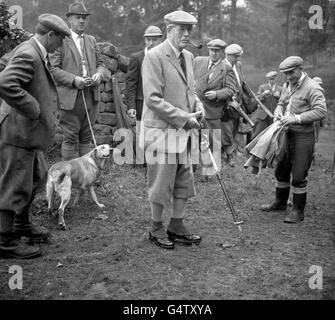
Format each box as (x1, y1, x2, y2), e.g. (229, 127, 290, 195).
(207, 39, 227, 50)
(279, 56, 303, 73)
(164, 10, 197, 25)
(144, 25, 163, 37)
(266, 71, 278, 79)
(38, 13, 71, 37)
(312, 76, 323, 85)
(225, 43, 243, 56)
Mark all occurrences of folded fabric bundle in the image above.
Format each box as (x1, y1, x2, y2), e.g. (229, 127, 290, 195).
(244, 121, 287, 174)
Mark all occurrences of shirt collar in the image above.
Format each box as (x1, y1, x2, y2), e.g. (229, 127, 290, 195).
(144, 47, 148, 55)
(33, 37, 48, 61)
(71, 29, 84, 39)
(167, 39, 182, 59)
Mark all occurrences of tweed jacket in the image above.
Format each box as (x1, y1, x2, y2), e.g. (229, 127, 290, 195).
(0, 38, 59, 151)
(140, 40, 203, 154)
(49, 33, 105, 110)
(194, 56, 236, 120)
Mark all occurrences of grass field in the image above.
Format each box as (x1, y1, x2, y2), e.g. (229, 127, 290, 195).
(1, 101, 334, 300)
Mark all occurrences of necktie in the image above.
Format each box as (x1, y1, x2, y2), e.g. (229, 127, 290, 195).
(78, 35, 88, 77)
(179, 52, 187, 78)
(209, 61, 215, 70)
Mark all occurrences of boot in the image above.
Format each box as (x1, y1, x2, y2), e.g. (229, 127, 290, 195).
(0, 233, 41, 259)
(284, 193, 306, 223)
(261, 187, 290, 212)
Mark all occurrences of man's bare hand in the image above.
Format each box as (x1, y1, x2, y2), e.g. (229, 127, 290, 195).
(183, 117, 201, 130)
(91, 73, 102, 86)
(204, 90, 217, 101)
(73, 76, 88, 90)
(279, 114, 296, 126)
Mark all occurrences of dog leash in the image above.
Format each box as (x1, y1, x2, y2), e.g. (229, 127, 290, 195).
(81, 90, 98, 149)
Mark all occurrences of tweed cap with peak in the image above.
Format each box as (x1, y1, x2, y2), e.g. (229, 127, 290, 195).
(279, 56, 303, 73)
(66, 2, 90, 17)
(164, 10, 197, 25)
(144, 25, 163, 37)
(225, 43, 243, 56)
(266, 71, 278, 79)
(37, 13, 71, 37)
(207, 39, 227, 50)
(312, 76, 323, 85)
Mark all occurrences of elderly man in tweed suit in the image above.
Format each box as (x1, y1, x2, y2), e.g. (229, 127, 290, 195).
(140, 11, 205, 250)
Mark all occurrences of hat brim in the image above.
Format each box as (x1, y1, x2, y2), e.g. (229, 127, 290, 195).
(207, 46, 224, 50)
(280, 67, 298, 73)
(66, 12, 91, 17)
(144, 34, 163, 37)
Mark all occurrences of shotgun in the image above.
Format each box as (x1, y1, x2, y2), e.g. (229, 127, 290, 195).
(228, 97, 255, 128)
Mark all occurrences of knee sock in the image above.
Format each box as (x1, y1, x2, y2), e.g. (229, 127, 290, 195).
(168, 218, 189, 235)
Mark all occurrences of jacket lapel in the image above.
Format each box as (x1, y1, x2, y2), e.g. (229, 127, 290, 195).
(164, 41, 187, 83)
(207, 60, 224, 85)
(67, 37, 81, 66)
(29, 39, 56, 86)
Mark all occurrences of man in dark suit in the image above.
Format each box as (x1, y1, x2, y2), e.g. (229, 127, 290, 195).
(251, 71, 282, 140)
(194, 39, 236, 175)
(140, 11, 205, 250)
(125, 26, 162, 164)
(0, 14, 71, 259)
(125, 25, 163, 121)
(49, 2, 105, 160)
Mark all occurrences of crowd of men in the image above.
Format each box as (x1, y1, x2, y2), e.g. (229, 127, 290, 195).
(0, 3, 327, 258)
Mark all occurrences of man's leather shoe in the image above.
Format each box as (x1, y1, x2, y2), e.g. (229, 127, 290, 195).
(149, 232, 174, 250)
(0, 240, 41, 259)
(15, 224, 50, 242)
(167, 230, 202, 245)
(226, 155, 235, 168)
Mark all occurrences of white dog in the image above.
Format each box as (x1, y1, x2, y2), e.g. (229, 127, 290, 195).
(46, 144, 112, 230)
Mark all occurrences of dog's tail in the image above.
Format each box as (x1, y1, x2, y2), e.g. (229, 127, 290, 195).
(46, 168, 69, 209)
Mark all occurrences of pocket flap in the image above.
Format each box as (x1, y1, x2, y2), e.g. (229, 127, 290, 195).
(144, 119, 168, 129)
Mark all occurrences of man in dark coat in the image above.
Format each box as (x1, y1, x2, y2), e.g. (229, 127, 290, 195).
(251, 71, 282, 140)
(0, 14, 71, 259)
(125, 25, 163, 121)
(125, 26, 162, 164)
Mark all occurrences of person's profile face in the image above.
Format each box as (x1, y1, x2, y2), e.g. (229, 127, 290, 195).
(47, 31, 65, 53)
(285, 68, 302, 86)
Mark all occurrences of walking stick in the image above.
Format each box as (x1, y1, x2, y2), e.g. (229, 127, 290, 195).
(200, 133, 244, 233)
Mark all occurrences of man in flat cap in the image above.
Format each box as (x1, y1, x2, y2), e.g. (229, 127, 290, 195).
(49, 1, 106, 161)
(261, 56, 327, 223)
(0, 14, 70, 259)
(125, 26, 163, 164)
(140, 10, 205, 249)
(194, 39, 236, 175)
(251, 71, 282, 140)
(221, 43, 257, 167)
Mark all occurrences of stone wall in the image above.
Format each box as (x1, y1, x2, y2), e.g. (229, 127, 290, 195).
(55, 42, 130, 147)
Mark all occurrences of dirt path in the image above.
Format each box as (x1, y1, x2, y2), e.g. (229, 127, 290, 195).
(1, 120, 334, 300)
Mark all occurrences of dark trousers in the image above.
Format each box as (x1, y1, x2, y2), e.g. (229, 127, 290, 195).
(0, 142, 47, 233)
(275, 129, 315, 192)
(60, 89, 98, 145)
